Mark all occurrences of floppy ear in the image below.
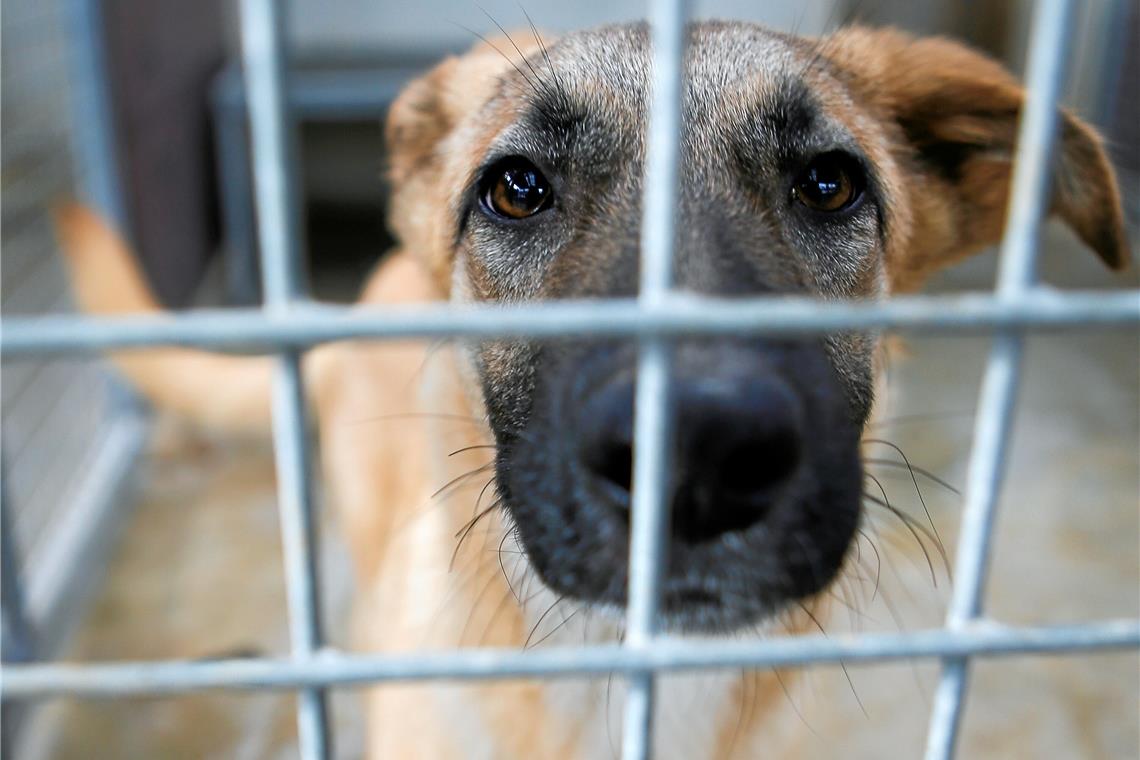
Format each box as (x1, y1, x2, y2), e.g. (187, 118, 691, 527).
(385, 33, 551, 289)
(824, 27, 1129, 291)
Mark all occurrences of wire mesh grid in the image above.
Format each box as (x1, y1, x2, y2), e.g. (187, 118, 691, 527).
(1, 0, 1138, 759)
(1, 0, 148, 671)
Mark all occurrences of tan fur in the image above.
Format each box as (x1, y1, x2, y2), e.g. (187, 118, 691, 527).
(55, 205, 278, 434)
(820, 27, 1129, 291)
(57, 23, 1127, 759)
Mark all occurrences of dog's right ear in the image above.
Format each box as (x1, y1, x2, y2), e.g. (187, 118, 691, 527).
(386, 35, 551, 290)
(824, 27, 1129, 291)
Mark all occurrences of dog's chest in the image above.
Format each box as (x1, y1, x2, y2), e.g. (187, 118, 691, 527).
(514, 589, 763, 759)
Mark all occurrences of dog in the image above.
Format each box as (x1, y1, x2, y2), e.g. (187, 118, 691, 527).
(58, 20, 1128, 759)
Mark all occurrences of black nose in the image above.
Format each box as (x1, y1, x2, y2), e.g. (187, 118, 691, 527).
(579, 372, 803, 544)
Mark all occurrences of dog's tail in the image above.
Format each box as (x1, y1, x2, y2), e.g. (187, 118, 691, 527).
(55, 204, 278, 435)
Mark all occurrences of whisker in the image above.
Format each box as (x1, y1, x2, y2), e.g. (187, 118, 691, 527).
(796, 599, 827, 637)
(842, 660, 869, 718)
(449, 443, 498, 458)
(604, 667, 620, 760)
(477, 5, 550, 96)
(520, 4, 557, 82)
(862, 439, 947, 553)
(772, 667, 818, 735)
(524, 594, 567, 649)
(458, 565, 511, 645)
(855, 528, 883, 601)
(478, 533, 529, 648)
(477, 584, 519, 648)
(450, 497, 503, 571)
(864, 457, 961, 495)
(451, 21, 543, 97)
(863, 483, 947, 585)
(798, 600, 869, 718)
(724, 666, 750, 760)
(431, 462, 495, 500)
(527, 606, 580, 649)
(471, 475, 499, 518)
(496, 530, 521, 603)
(829, 577, 873, 628)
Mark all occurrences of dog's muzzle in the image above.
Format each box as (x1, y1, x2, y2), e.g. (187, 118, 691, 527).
(497, 339, 864, 631)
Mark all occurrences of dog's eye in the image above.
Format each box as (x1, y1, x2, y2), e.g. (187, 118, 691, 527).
(482, 158, 552, 220)
(791, 152, 863, 213)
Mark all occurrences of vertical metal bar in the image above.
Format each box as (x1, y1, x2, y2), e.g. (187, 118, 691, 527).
(924, 1, 1075, 757)
(990, 0, 1077, 297)
(238, 1, 329, 758)
(63, 0, 129, 230)
(621, 1, 688, 758)
(240, 0, 304, 306)
(0, 458, 29, 760)
(1, 455, 33, 665)
(211, 67, 262, 305)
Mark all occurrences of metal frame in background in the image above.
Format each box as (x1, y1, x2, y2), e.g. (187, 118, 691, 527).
(210, 56, 434, 304)
(1, 0, 150, 669)
(1, 1, 1139, 760)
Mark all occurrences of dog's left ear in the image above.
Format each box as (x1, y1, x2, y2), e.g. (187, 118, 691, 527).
(825, 27, 1129, 290)
(386, 33, 552, 290)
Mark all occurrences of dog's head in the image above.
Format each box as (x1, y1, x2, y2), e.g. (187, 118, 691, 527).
(385, 22, 1128, 631)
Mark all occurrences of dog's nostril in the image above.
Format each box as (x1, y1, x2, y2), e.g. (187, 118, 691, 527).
(577, 368, 804, 540)
(579, 375, 636, 506)
(669, 376, 804, 543)
(593, 439, 633, 495)
(715, 430, 801, 497)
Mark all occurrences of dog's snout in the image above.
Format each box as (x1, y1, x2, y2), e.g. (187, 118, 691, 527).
(578, 367, 804, 544)
(506, 338, 863, 628)
(672, 377, 803, 542)
(579, 380, 636, 501)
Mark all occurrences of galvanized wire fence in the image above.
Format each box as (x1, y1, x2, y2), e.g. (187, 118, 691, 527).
(0, 0, 147, 671)
(1, 0, 1139, 759)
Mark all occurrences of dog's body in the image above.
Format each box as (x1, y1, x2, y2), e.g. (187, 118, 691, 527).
(60, 21, 1126, 759)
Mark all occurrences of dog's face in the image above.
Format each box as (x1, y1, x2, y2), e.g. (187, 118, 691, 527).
(386, 22, 1127, 631)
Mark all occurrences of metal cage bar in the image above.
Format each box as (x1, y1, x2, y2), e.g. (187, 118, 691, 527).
(624, 0, 684, 756)
(238, 0, 329, 757)
(3, 619, 1136, 698)
(620, 0, 688, 755)
(924, 0, 1077, 756)
(0, 461, 33, 665)
(3, 290, 1138, 356)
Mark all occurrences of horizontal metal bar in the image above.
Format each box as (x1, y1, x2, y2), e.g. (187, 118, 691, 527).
(3, 619, 1135, 700)
(2, 290, 1138, 357)
(213, 63, 424, 119)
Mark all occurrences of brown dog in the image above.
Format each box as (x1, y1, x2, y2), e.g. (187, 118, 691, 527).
(59, 21, 1127, 759)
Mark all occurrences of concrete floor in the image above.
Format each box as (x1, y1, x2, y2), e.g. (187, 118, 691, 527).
(17, 229, 1140, 759)
(17, 433, 364, 760)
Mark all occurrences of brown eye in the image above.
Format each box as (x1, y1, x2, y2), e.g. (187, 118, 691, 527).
(791, 152, 863, 212)
(483, 159, 552, 219)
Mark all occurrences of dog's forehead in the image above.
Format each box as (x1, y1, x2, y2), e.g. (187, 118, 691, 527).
(473, 21, 861, 171)
(539, 22, 817, 126)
